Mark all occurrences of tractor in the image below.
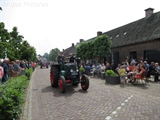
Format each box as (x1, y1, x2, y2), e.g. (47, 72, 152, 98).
(50, 57, 89, 93)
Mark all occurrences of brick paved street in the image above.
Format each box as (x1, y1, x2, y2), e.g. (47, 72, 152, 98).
(21, 67, 160, 120)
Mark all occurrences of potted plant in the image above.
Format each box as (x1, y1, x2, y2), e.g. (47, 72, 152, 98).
(105, 70, 120, 84)
(79, 66, 85, 76)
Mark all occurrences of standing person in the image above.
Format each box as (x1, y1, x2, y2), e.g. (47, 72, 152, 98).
(31, 62, 36, 71)
(9, 61, 15, 78)
(20, 60, 27, 75)
(118, 65, 126, 85)
(0, 63, 4, 84)
(13, 60, 23, 77)
(1, 58, 10, 83)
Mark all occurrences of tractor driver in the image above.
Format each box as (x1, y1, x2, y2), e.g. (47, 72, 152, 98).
(69, 54, 75, 63)
(57, 52, 64, 64)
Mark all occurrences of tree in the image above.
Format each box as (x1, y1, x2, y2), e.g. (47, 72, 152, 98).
(9, 27, 24, 59)
(20, 41, 37, 61)
(0, 22, 37, 61)
(76, 34, 112, 63)
(0, 22, 10, 42)
(49, 48, 60, 61)
(93, 34, 112, 60)
(43, 53, 49, 61)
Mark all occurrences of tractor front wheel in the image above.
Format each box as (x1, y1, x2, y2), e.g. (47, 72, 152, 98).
(81, 75, 89, 91)
(59, 76, 66, 93)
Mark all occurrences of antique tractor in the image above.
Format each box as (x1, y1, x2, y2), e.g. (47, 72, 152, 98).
(50, 57, 89, 93)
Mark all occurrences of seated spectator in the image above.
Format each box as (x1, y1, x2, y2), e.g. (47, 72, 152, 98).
(155, 62, 160, 82)
(133, 65, 146, 83)
(85, 64, 91, 76)
(100, 63, 106, 78)
(128, 62, 137, 72)
(147, 62, 157, 82)
(105, 63, 111, 71)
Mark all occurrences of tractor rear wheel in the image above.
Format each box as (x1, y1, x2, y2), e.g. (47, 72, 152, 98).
(50, 66, 58, 87)
(59, 76, 66, 93)
(81, 75, 89, 91)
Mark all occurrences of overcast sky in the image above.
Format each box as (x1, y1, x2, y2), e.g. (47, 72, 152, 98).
(0, 0, 160, 55)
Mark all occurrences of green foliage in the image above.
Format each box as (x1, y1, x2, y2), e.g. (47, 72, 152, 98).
(105, 70, 118, 77)
(76, 34, 112, 60)
(49, 48, 60, 61)
(0, 22, 37, 61)
(0, 75, 29, 120)
(79, 67, 85, 72)
(25, 68, 33, 80)
(93, 34, 112, 58)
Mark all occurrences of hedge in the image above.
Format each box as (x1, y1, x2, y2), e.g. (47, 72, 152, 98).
(0, 68, 33, 120)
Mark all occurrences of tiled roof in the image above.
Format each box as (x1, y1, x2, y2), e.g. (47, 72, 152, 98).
(87, 11, 160, 48)
(63, 11, 160, 54)
(105, 11, 160, 47)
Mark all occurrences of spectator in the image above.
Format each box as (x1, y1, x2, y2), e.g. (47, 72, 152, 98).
(144, 61, 149, 72)
(105, 63, 111, 71)
(155, 62, 160, 82)
(20, 60, 27, 75)
(0, 62, 4, 84)
(147, 62, 157, 82)
(1, 58, 10, 83)
(118, 64, 126, 85)
(31, 62, 37, 71)
(100, 63, 106, 78)
(85, 64, 91, 76)
(13, 60, 24, 76)
(9, 61, 15, 78)
(134, 65, 146, 84)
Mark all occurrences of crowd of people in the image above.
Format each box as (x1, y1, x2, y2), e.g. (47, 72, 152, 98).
(0, 58, 37, 84)
(80, 58, 160, 85)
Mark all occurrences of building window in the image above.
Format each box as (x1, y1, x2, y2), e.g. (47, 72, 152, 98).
(130, 51, 137, 62)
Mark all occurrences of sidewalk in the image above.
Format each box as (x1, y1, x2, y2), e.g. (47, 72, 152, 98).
(20, 69, 36, 120)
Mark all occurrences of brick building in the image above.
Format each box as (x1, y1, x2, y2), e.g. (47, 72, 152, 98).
(63, 8, 160, 66)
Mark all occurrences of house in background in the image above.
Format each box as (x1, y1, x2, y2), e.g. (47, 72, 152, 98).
(62, 8, 160, 66)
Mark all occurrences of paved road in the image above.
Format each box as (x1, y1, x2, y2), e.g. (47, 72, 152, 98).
(21, 67, 160, 120)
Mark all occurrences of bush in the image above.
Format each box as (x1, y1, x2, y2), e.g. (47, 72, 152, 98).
(25, 68, 33, 80)
(105, 70, 118, 77)
(79, 67, 85, 72)
(0, 68, 33, 120)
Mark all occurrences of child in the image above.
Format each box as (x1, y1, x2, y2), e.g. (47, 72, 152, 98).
(118, 65, 126, 85)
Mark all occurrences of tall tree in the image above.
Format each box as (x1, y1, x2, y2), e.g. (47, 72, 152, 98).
(9, 27, 24, 59)
(93, 34, 112, 60)
(49, 48, 60, 61)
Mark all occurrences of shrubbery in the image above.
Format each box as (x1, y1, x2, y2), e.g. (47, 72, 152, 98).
(0, 68, 32, 120)
(105, 70, 118, 77)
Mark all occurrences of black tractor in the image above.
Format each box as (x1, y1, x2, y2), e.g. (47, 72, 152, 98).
(50, 57, 89, 93)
